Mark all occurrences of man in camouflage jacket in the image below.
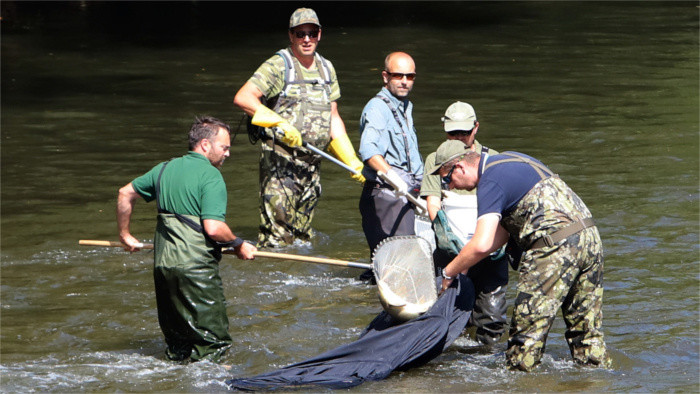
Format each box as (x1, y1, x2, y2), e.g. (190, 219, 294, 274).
(234, 8, 364, 247)
(429, 140, 611, 371)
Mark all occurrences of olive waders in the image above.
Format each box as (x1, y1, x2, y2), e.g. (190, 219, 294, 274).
(153, 163, 232, 362)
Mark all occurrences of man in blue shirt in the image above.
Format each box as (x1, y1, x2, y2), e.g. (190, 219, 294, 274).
(358, 52, 424, 280)
(429, 140, 610, 371)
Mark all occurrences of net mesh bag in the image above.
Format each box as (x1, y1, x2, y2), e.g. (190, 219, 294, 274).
(372, 236, 438, 321)
(413, 214, 436, 251)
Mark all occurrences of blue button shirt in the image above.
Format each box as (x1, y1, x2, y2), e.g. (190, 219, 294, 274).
(358, 87, 424, 182)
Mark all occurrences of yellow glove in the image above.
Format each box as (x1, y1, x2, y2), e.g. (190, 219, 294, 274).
(276, 121, 303, 147)
(251, 106, 302, 148)
(328, 134, 366, 184)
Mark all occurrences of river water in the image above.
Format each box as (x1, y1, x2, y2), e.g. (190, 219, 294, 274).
(1, 2, 698, 392)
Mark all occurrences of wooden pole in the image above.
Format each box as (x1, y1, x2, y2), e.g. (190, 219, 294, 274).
(252, 251, 371, 270)
(79, 239, 153, 249)
(78, 240, 371, 270)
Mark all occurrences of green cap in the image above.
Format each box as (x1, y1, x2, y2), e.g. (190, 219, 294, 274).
(427, 140, 471, 174)
(441, 101, 476, 132)
(289, 8, 321, 29)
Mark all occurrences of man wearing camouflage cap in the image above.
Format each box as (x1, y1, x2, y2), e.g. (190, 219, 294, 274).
(234, 7, 364, 247)
(430, 140, 610, 371)
(420, 101, 510, 346)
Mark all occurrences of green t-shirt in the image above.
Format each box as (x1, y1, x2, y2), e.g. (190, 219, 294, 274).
(420, 140, 499, 198)
(132, 152, 227, 221)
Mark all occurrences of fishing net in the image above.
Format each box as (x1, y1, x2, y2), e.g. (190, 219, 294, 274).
(225, 219, 476, 391)
(413, 214, 436, 251)
(226, 274, 476, 391)
(372, 236, 438, 322)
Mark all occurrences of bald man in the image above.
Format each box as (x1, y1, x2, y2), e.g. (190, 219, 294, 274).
(357, 52, 424, 280)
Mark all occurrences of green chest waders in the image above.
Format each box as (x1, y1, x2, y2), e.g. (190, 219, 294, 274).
(153, 163, 232, 362)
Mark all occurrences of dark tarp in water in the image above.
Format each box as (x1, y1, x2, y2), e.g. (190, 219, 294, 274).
(226, 275, 475, 391)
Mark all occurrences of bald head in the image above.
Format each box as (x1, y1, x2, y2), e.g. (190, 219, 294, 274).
(384, 52, 415, 71)
(382, 52, 416, 99)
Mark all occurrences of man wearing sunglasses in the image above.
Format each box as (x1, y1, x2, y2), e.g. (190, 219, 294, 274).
(357, 52, 423, 281)
(420, 102, 510, 346)
(234, 8, 364, 247)
(428, 140, 610, 371)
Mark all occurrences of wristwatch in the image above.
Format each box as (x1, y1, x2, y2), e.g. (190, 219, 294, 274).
(441, 267, 454, 281)
(225, 238, 244, 248)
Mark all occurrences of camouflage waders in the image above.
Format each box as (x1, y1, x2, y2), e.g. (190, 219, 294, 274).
(257, 49, 333, 247)
(154, 214, 232, 362)
(500, 175, 610, 371)
(258, 144, 323, 247)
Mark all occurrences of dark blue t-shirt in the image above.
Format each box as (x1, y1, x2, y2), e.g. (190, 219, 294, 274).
(476, 152, 552, 218)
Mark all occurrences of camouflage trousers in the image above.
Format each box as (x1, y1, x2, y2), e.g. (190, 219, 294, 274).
(506, 226, 611, 371)
(258, 146, 321, 248)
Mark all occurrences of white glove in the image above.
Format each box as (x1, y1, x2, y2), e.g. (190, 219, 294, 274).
(384, 169, 409, 198)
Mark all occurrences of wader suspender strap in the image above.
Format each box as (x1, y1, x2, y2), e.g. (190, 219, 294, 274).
(277, 49, 332, 98)
(530, 217, 596, 249)
(478, 146, 491, 176)
(376, 95, 413, 173)
(483, 151, 553, 180)
(482, 152, 595, 249)
(156, 161, 204, 233)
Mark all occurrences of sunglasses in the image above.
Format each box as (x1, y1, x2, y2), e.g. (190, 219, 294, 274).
(446, 129, 473, 137)
(293, 29, 319, 39)
(441, 164, 457, 189)
(386, 72, 416, 81)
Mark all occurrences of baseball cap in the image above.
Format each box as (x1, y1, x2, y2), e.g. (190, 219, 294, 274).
(289, 8, 321, 29)
(427, 140, 471, 174)
(441, 101, 476, 132)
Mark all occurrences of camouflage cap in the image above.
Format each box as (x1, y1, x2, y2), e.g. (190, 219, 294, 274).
(441, 101, 476, 132)
(289, 8, 321, 29)
(427, 140, 471, 174)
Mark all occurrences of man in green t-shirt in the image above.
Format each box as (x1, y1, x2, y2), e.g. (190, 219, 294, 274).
(234, 7, 364, 248)
(117, 116, 257, 363)
(420, 102, 509, 346)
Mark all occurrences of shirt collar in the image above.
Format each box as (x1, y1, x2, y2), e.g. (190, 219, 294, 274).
(477, 150, 491, 178)
(187, 151, 210, 163)
(379, 87, 410, 112)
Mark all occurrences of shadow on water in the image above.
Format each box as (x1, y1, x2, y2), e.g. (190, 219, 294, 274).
(1, 1, 698, 392)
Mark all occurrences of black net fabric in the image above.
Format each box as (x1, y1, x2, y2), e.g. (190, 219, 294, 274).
(226, 275, 475, 391)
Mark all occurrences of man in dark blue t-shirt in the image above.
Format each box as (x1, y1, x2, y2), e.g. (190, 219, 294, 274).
(427, 140, 610, 372)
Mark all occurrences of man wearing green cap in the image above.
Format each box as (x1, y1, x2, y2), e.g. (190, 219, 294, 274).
(420, 101, 509, 346)
(234, 7, 364, 248)
(429, 140, 610, 371)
